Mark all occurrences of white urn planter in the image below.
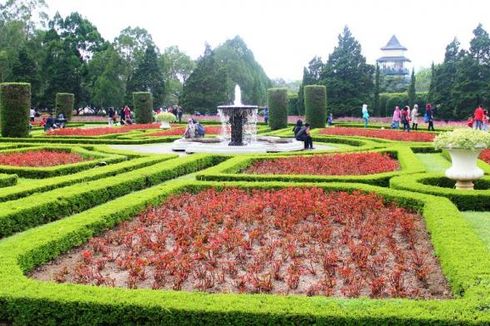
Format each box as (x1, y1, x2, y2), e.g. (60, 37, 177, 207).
(445, 148, 484, 190)
(159, 121, 171, 129)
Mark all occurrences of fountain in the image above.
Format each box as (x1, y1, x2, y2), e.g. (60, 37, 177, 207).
(171, 85, 305, 154)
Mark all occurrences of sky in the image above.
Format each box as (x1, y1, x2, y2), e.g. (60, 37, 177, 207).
(44, 0, 490, 80)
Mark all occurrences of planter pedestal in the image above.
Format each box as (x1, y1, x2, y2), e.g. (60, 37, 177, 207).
(445, 148, 484, 190)
(160, 121, 171, 129)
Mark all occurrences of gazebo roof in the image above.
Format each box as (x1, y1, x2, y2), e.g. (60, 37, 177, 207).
(377, 56, 411, 63)
(381, 35, 407, 51)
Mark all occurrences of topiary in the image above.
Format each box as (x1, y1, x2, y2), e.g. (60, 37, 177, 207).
(304, 85, 326, 128)
(133, 92, 153, 124)
(267, 88, 288, 130)
(0, 82, 31, 138)
(55, 93, 74, 121)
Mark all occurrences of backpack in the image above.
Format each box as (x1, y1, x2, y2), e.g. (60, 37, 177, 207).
(196, 123, 205, 136)
(423, 112, 430, 123)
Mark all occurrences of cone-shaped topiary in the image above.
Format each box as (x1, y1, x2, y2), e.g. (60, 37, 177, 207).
(304, 85, 327, 128)
(267, 88, 288, 130)
(55, 93, 74, 121)
(133, 92, 153, 123)
(0, 82, 31, 138)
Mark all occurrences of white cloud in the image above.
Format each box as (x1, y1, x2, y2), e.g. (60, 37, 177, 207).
(45, 0, 490, 80)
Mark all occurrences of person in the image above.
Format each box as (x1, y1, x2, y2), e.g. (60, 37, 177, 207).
(473, 105, 485, 130)
(467, 115, 474, 128)
(484, 110, 489, 132)
(43, 113, 56, 132)
(295, 123, 313, 149)
(184, 119, 196, 138)
(425, 104, 435, 131)
(411, 104, 419, 130)
(292, 119, 303, 137)
(392, 106, 401, 129)
(123, 105, 131, 121)
(107, 107, 115, 126)
(361, 104, 369, 128)
(29, 107, 35, 123)
(55, 113, 67, 128)
(263, 107, 269, 124)
(327, 113, 334, 126)
(176, 106, 183, 123)
(195, 120, 205, 137)
(401, 106, 411, 132)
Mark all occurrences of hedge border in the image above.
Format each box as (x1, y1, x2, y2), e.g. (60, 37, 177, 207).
(196, 146, 425, 187)
(0, 173, 17, 188)
(0, 154, 226, 238)
(0, 181, 488, 324)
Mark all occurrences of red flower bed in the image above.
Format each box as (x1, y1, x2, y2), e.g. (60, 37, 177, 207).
(147, 126, 222, 137)
(33, 188, 450, 299)
(0, 150, 86, 167)
(319, 127, 435, 142)
(47, 124, 160, 136)
(244, 152, 399, 175)
(480, 149, 490, 164)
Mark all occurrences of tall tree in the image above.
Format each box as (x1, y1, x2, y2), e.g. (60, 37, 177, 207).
(91, 47, 126, 108)
(298, 56, 324, 115)
(322, 26, 374, 116)
(373, 63, 380, 115)
(127, 45, 165, 106)
(160, 45, 195, 105)
(408, 68, 416, 106)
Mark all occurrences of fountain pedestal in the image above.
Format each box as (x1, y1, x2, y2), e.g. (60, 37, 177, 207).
(219, 106, 257, 146)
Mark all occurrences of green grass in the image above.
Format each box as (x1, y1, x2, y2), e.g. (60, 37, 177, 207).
(462, 211, 490, 250)
(415, 153, 451, 173)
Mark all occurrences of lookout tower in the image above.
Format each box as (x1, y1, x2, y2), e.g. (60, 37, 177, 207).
(377, 35, 410, 76)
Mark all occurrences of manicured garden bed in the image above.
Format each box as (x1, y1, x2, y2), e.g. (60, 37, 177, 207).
(319, 127, 435, 142)
(47, 123, 161, 136)
(146, 126, 222, 137)
(0, 149, 87, 167)
(244, 152, 399, 175)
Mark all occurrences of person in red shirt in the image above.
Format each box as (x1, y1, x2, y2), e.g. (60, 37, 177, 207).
(474, 105, 485, 130)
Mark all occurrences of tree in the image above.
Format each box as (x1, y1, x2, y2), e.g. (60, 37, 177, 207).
(298, 56, 323, 115)
(321, 26, 374, 116)
(127, 45, 165, 106)
(408, 69, 416, 107)
(415, 67, 432, 92)
(160, 45, 195, 105)
(373, 63, 380, 115)
(91, 47, 126, 108)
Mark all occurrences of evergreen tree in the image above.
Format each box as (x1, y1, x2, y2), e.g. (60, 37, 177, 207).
(298, 56, 323, 115)
(408, 69, 416, 107)
(127, 45, 165, 106)
(321, 26, 374, 116)
(91, 47, 126, 108)
(373, 63, 380, 115)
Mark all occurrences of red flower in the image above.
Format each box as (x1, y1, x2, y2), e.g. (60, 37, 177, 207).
(48, 124, 160, 136)
(320, 127, 435, 142)
(0, 150, 86, 167)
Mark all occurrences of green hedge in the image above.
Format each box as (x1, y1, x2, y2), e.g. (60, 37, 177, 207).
(55, 93, 74, 121)
(267, 88, 288, 130)
(133, 92, 153, 123)
(379, 92, 428, 117)
(0, 154, 226, 238)
(196, 146, 425, 187)
(0, 181, 488, 324)
(304, 85, 326, 128)
(0, 173, 17, 188)
(0, 154, 174, 203)
(0, 82, 30, 138)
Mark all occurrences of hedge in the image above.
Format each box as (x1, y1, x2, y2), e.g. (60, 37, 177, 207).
(0, 173, 17, 188)
(304, 85, 326, 128)
(0, 181, 488, 324)
(0, 154, 227, 238)
(55, 93, 74, 121)
(0, 154, 174, 203)
(267, 88, 288, 130)
(0, 82, 30, 138)
(133, 92, 153, 124)
(196, 146, 425, 187)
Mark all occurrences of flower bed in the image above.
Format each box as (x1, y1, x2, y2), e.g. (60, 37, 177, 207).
(244, 152, 399, 175)
(319, 127, 435, 142)
(47, 124, 160, 136)
(147, 126, 222, 137)
(0, 150, 86, 167)
(480, 149, 490, 164)
(33, 187, 450, 299)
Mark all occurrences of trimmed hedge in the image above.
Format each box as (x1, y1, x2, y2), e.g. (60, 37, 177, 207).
(0, 154, 226, 238)
(0, 181, 488, 324)
(196, 146, 425, 187)
(0, 82, 30, 138)
(304, 85, 326, 128)
(267, 88, 288, 130)
(0, 173, 17, 188)
(133, 92, 153, 123)
(55, 93, 74, 121)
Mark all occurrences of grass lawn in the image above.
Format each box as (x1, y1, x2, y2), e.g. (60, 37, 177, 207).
(415, 153, 451, 173)
(462, 211, 490, 250)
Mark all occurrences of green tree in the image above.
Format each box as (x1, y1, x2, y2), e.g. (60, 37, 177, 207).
(298, 56, 323, 115)
(91, 47, 126, 108)
(408, 69, 416, 106)
(415, 67, 432, 92)
(373, 63, 380, 115)
(321, 26, 374, 116)
(160, 45, 195, 105)
(127, 45, 165, 106)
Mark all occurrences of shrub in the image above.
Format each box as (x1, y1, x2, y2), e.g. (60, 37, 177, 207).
(55, 93, 74, 121)
(267, 88, 288, 130)
(304, 85, 326, 128)
(133, 92, 153, 124)
(0, 82, 30, 138)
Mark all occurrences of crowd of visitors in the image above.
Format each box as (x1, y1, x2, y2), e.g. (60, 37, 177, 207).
(389, 104, 435, 132)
